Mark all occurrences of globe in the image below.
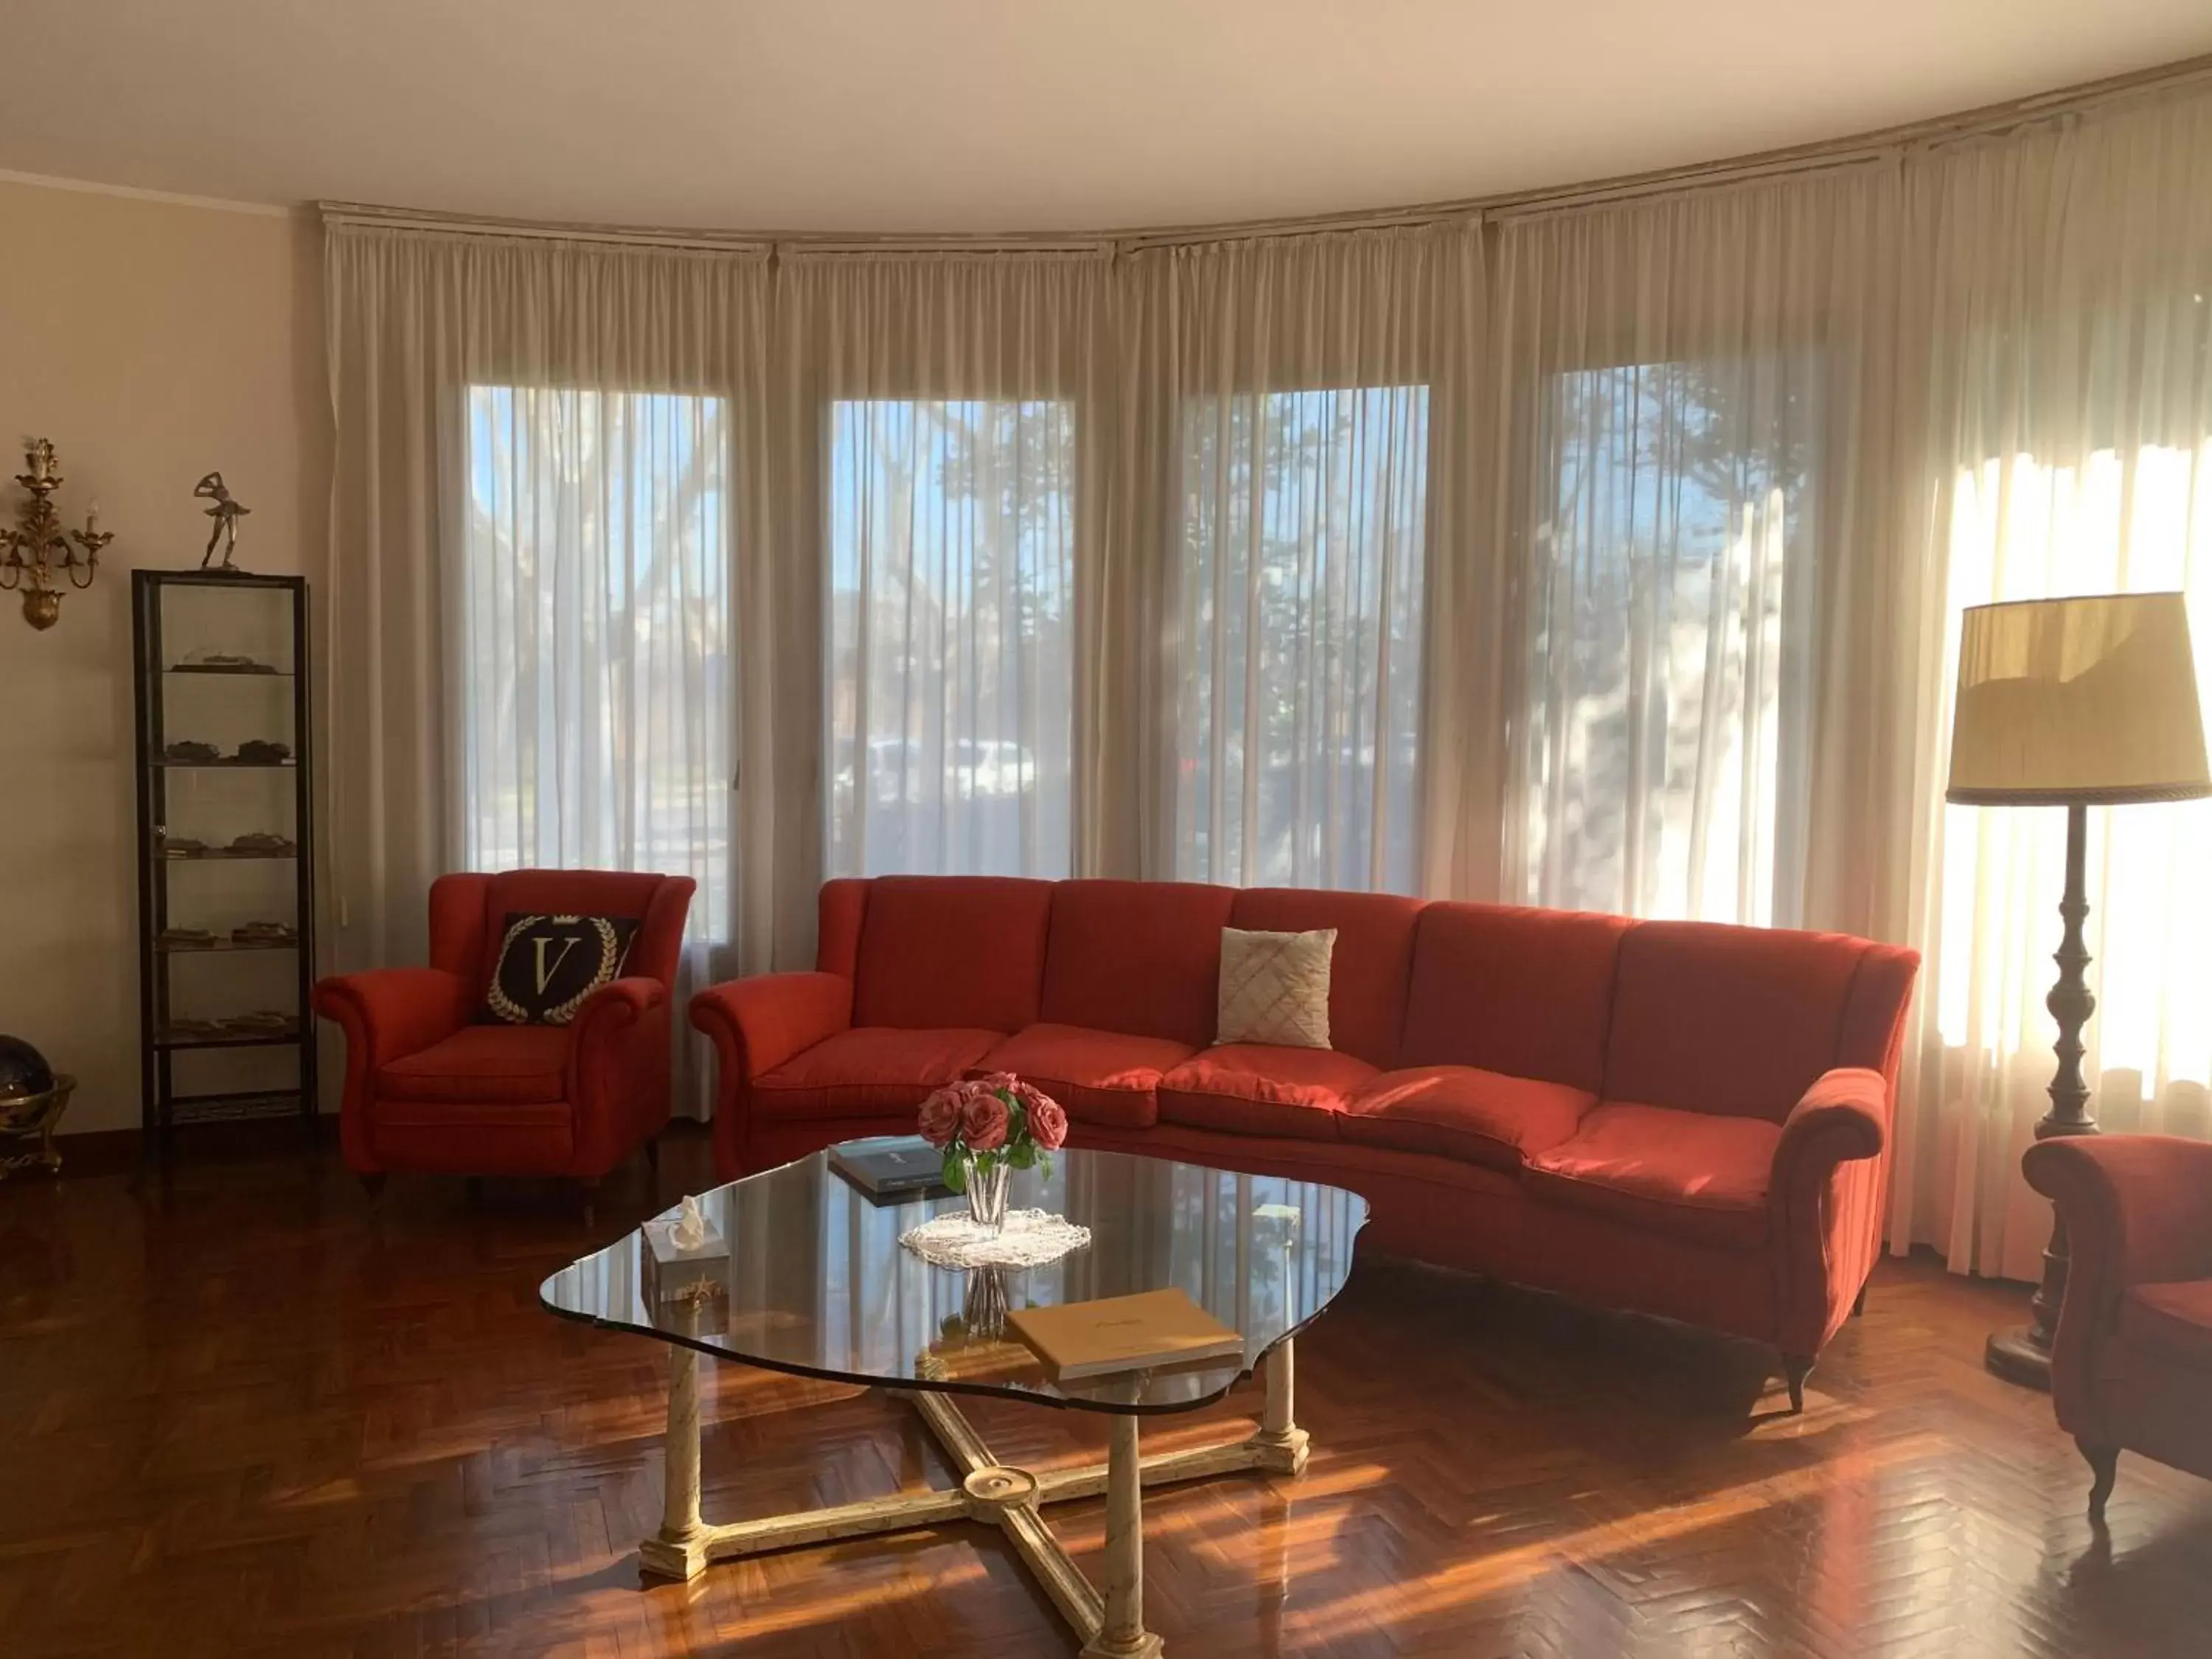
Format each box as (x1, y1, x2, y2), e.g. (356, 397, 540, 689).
(0, 1035, 57, 1104)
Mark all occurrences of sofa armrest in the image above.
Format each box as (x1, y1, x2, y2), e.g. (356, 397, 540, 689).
(690, 973, 852, 1173)
(2025, 1135, 2212, 1292)
(311, 968, 475, 1173)
(1775, 1067, 1888, 1172)
(1770, 1066, 1890, 1354)
(689, 972, 852, 1082)
(312, 968, 474, 1069)
(568, 976, 672, 1172)
(2023, 1135, 2212, 1436)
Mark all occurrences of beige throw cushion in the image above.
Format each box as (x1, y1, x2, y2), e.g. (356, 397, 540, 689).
(1217, 927, 1336, 1050)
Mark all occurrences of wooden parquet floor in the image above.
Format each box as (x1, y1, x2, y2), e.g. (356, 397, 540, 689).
(2, 1131, 2208, 1659)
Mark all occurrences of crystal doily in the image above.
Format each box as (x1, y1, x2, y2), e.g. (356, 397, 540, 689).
(900, 1208, 1092, 1269)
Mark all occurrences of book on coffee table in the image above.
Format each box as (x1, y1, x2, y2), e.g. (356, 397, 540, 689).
(1006, 1289, 1245, 1382)
(828, 1135, 952, 1203)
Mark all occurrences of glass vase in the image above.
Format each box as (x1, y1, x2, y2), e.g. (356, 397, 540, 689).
(965, 1158, 1011, 1237)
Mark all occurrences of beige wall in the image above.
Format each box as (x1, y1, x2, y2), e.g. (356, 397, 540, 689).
(0, 175, 327, 1135)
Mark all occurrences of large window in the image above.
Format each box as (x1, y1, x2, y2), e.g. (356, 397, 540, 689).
(1174, 385, 1428, 891)
(1522, 355, 1818, 925)
(827, 397, 1075, 877)
(460, 386, 732, 937)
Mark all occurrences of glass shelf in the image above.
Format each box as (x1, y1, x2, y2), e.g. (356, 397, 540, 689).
(153, 1024, 302, 1051)
(156, 936, 300, 954)
(161, 847, 299, 861)
(163, 665, 293, 678)
(170, 1089, 308, 1124)
(149, 758, 297, 769)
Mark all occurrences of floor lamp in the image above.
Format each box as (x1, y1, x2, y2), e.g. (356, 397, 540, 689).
(1945, 592, 2211, 1390)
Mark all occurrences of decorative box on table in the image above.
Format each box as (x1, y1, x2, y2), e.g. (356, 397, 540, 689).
(641, 1196, 730, 1305)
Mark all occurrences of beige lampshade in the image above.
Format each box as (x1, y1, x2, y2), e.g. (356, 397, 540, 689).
(1947, 592, 2212, 806)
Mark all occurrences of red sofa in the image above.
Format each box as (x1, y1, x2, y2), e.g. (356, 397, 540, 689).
(691, 876, 1918, 1404)
(2025, 1135, 2212, 1517)
(315, 869, 695, 1197)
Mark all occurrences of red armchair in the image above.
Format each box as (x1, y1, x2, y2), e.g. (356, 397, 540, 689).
(2025, 1135, 2212, 1518)
(315, 869, 695, 1203)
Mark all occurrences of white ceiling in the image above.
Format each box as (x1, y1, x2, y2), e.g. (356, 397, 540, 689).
(10, 1, 2211, 233)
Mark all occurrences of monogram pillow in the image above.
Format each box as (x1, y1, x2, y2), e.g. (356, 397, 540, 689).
(484, 913, 641, 1026)
(1217, 927, 1335, 1050)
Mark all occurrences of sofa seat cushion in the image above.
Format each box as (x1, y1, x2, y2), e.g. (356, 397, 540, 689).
(1157, 1044, 1378, 1141)
(380, 1025, 570, 1105)
(975, 1023, 1197, 1130)
(752, 1026, 1001, 1121)
(1340, 1065, 1595, 1174)
(2119, 1279, 2212, 1370)
(1523, 1103, 1780, 1250)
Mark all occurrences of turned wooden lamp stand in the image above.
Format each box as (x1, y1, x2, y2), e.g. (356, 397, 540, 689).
(1944, 593, 2211, 1390)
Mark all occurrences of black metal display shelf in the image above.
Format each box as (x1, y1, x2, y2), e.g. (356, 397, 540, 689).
(132, 569, 318, 1161)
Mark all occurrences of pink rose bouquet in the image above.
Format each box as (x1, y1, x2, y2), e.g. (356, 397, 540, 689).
(914, 1071, 1068, 1197)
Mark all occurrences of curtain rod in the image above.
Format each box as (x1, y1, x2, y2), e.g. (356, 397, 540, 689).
(323, 50, 2212, 256)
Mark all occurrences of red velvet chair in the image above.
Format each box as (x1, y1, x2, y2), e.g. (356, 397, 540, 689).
(315, 869, 695, 1208)
(2024, 1135, 2212, 1518)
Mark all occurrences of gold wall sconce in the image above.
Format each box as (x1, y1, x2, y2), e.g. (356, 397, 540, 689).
(2, 439, 111, 630)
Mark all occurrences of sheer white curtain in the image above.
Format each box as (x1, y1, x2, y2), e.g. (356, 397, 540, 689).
(777, 251, 1109, 881)
(459, 386, 732, 925)
(1126, 227, 1478, 891)
(1489, 172, 1899, 927)
(1888, 92, 2212, 1278)
(324, 224, 767, 1113)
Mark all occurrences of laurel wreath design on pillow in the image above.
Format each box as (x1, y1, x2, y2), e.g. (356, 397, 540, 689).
(485, 913, 634, 1026)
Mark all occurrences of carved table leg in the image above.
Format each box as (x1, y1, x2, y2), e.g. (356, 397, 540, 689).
(639, 1341, 709, 1580)
(1250, 1338, 1310, 1474)
(1082, 1411, 1164, 1659)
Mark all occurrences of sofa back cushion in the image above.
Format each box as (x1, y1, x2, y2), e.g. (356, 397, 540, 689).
(1400, 903, 1630, 1091)
(1227, 888, 1422, 1067)
(1603, 921, 1868, 1122)
(852, 877, 1053, 1033)
(1041, 880, 1237, 1048)
(815, 878, 870, 981)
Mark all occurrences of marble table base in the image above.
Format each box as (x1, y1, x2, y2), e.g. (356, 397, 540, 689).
(639, 1339, 1311, 1658)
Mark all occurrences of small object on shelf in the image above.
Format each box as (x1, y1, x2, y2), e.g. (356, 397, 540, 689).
(158, 926, 216, 947)
(220, 1010, 295, 1033)
(159, 1017, 229, 1040)
(192, 472, 251, 571)
(642, 1196, 730, 1304)
(176, 647, 277, 674)
(226, 831, 296, 855)
(0, 1036, 72, 1178)
(157, 832, 210, 855)
(164, 739, 221, 763)
(235, 738, 291, 765)
(230, 920, 298, 946)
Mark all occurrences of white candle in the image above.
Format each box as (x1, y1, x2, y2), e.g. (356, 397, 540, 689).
(86, 500, 101, 535)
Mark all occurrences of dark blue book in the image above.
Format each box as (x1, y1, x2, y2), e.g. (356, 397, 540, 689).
(828, 1135, 953, 1203)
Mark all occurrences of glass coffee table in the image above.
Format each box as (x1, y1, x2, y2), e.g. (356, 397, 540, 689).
(541, 1147, 1367, 1658)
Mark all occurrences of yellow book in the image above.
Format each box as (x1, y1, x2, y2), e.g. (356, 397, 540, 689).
(1006, 1289, 1245, 1382)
